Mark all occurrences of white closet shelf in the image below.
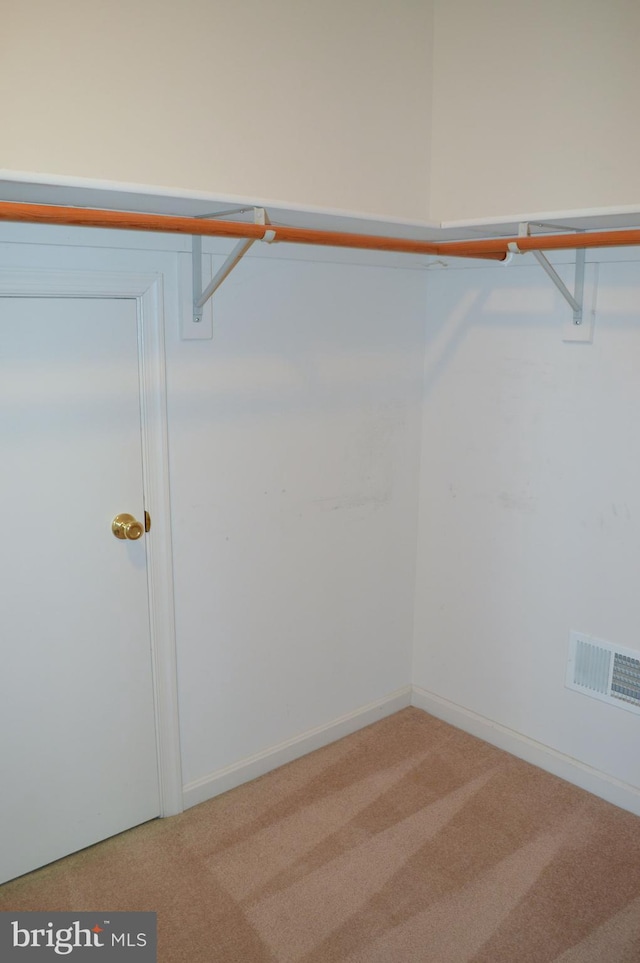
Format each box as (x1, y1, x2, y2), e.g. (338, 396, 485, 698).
(2, 172, 640, 246)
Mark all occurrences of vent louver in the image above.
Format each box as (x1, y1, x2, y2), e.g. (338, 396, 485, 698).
(567, 632, 640, 715)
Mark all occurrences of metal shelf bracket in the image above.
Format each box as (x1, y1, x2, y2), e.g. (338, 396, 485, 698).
(531, 248, 585, 325)
(509, 222, 585, 325)
(192, 208, 275, 323)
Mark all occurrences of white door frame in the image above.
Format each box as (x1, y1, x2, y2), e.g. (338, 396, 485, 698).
(0, 267, 183, 816)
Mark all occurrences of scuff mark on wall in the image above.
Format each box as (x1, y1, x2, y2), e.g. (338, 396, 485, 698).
(497, 490, 538, 515)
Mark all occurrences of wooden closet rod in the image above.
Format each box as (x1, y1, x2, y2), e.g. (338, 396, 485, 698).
(0, 201, 506, 259)
(1, 200, 640, 260)
(437, 229, 640, 258)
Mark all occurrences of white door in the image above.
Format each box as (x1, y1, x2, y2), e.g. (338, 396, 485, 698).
(0, 295, 160, 884)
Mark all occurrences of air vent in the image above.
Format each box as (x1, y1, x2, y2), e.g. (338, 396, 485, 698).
(567, 631, 640, 715)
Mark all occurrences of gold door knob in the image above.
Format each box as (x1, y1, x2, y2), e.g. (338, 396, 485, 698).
(112, 513, 144, 541)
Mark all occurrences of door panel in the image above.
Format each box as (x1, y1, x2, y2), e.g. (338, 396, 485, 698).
(0, 297, 160, 884)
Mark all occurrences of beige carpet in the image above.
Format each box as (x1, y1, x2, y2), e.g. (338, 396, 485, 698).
(2, 707, 640, 962)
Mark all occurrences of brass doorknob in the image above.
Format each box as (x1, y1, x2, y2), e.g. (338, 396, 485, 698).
(112, 513, 144, 541)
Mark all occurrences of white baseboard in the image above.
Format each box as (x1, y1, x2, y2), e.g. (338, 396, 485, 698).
(182, 683, 640, 817)
(411, 686, 640, 818)
(182, 686, 413, 809)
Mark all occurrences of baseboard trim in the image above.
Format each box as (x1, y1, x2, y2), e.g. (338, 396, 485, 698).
(182, 686, 413, 809)
(411, 686, 640, 817)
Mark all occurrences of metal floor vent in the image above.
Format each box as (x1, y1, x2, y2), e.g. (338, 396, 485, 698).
(567, 631, 640, 715)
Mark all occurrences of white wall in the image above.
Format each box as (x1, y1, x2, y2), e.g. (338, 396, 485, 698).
(6, 1, 640, 226)
(413, 253, 640, 803)
(0, 0, 433, 221)
(168, 246, 425, 788)
(430, 0, 640, 222)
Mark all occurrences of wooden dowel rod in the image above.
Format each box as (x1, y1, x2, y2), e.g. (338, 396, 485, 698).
(1, 201, 639, 260)
(437, 229, 640, 258)
(0, 201, 505, 260)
